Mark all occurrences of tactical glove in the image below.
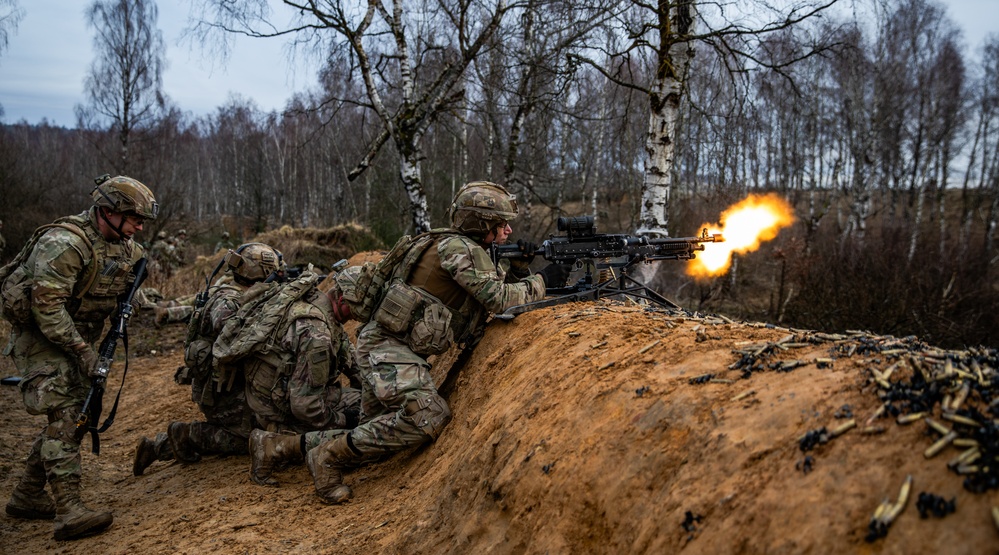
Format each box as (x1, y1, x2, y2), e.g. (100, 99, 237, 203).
(506, 240, 537, 280)
(538, 263, 572, 288)
(73, 345, 99, 378)
(515, 239, 538, 263)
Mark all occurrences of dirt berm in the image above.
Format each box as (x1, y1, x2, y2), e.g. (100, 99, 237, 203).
(1, 301, 997, 553)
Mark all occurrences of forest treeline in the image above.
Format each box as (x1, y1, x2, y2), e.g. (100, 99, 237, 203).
(0, 0, 997, 348)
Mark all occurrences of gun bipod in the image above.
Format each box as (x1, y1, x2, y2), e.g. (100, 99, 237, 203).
(495, 270, 680, 320)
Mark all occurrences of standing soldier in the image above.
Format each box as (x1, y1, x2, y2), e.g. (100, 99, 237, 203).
(2, 175, 157, 540)
(149, 230, 171, 278)
(213, 231, 235, 254)
(249, 181, 569, 502)
(133, 243, 282, 475)
(173, 229, 189, 267)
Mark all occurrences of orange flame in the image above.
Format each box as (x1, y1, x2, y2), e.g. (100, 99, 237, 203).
(687, 193, 795, 279)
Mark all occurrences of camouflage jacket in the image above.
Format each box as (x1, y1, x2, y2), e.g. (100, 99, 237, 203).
(13, 209, 144, 349)
(409, 233, 545, 342)
(243, 289, 356, 432)
(185, 280, 245, 405)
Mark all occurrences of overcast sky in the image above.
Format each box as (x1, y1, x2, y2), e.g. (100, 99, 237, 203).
(0, 0, 996, 128)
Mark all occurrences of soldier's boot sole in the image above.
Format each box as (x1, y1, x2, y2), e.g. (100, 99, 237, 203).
(53, 510, 113, 541)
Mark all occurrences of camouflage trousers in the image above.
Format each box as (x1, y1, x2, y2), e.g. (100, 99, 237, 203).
(143, 422, 251, 463)
(305, 322, 451, 457)
(255, 386, 362, 435)
(6, 324, 103, 485)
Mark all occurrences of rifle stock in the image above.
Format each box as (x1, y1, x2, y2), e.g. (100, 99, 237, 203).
(76, 257, 148, 454)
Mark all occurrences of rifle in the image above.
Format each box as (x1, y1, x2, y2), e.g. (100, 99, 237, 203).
(264, 260, 345, 284)
(491, 216, 723, 318)
(76, 257, 148, 454)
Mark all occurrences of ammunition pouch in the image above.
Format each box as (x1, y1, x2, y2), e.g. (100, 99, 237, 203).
(372, 281, 455, 356)
(1, 266, 33, 324)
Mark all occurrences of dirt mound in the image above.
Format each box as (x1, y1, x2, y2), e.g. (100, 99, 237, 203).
(149, 223, 385, 300)
(253, 223, 385, 270)
(1, 302, 997, 553)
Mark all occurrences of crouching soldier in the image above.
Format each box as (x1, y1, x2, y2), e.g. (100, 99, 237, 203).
(217, 264, 361, 486)
(133, 243, 281, 475)
(249, 181, 569, 503)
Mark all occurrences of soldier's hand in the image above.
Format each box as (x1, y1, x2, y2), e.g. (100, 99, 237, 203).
(515, 239, 538, 263)
(508, 240, 537, 280)
(72, 344, 99, 377)
(538, 263, 572, 288)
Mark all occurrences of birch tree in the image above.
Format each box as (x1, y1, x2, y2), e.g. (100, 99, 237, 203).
(0, 0, 23, 58)
(571, 0, 839, 237)
(77, 0, 166, 173)
(191, 0, 515, 233)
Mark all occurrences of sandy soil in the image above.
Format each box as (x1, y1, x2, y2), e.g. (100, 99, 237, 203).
(2, 299, 998, 554)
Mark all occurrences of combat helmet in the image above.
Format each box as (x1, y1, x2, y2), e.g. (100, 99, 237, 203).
(91, 174, 159, 220)
(448, 181, 518, 235)
(224, 243, 284, 283)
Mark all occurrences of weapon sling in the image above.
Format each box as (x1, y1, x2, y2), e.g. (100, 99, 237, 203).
(77, 257, 148, 454)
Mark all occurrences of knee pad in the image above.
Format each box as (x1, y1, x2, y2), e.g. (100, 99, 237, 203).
(404, 394, 452, 440)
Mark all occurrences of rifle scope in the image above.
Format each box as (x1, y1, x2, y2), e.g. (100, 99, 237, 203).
(557, 215, 596, 238)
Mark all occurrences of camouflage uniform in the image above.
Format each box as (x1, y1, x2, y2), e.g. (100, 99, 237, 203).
(3, 174, 157, 540)
(133, 280, 253, 474)
(148, 232, 172, 277)
(153, 292, 197, 326)
(214, 232, 235, 254)
(249, 181, 557, 498)
(242, 284, 360, 434)
(304, 234, 543, 456)
(172, 230, 189, 267)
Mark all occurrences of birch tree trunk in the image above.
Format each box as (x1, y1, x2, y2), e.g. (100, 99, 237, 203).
(637, 1, 695, 236)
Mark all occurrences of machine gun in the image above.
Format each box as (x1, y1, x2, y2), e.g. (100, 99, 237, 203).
(490, 216, 723, 318)
(76, 257, 148, 454)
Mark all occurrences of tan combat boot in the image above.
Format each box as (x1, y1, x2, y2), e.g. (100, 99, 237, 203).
(305, 434, 359, 504)
(167, 422, 202, 463)
(50, 480, 113, 541)
(133, 433, 172, 476)
(6, 438, 56, 520)
(153, 306, 168, 327)
(249, 429, 303, 486)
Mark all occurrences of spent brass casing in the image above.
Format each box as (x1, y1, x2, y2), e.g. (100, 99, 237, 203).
(731, 389, 756, 402)
(830, 419, 856, 438)
(896, 412, 927, 425)
(924, 417, 951, 436)
(942, 412, 981, 428)
(924, 431, 957, 459)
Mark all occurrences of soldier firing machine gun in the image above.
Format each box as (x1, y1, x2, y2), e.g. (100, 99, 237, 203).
(490, 216, 724, 318)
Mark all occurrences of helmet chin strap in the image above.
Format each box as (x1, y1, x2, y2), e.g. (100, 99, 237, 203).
(97, 207, 128, 240)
